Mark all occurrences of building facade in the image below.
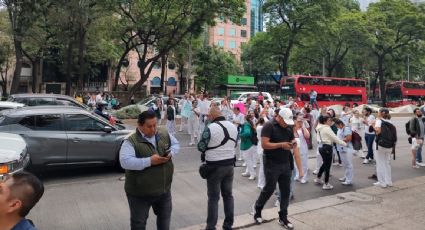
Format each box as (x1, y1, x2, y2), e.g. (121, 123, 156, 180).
(250, 0, 264, 36)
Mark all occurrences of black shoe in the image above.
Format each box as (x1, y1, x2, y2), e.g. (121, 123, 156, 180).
(368, 174, 377, 180)
(278, 217, 294, 229)
(252, 204, 262, 224)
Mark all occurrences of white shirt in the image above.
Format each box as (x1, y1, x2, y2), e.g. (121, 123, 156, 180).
(350, 116, 362, 132)
(296, 128, 309, 154)
(232, 113, 245, 126)
(340, 111, 352, 126)
(198, 99, 211, 115)
(364, 114, 376, 134)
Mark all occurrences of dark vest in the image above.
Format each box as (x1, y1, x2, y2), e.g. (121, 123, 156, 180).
(125, 129, 173, 197)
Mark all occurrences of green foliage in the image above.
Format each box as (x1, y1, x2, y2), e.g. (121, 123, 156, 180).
(194, 46, 241, 92)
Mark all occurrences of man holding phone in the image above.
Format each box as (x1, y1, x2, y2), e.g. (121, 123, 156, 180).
(120, 111, 180, 230)
(252, 108, 303, 230)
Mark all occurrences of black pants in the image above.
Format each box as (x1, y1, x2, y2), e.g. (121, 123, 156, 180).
(255, 156, 292, 218)
(318, 144, 333, 183)
(126, 191, 172, 230)
(206, 165, 234, 230)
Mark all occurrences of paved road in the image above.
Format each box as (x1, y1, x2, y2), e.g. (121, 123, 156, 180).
(28, 117, 425, 229)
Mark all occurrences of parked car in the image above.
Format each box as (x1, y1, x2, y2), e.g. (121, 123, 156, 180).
(136, 96, 180, 113)
(8, 93, 89, 110)
(0, 101, 25, 111)
(0, 132, 30, 178)
(230, 92, 274, 105)
(0, 106, 132, 171)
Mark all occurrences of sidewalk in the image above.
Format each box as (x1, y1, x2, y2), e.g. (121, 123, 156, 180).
(180, 175, 425, 230)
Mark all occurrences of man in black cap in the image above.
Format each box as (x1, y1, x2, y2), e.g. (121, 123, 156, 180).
(120, 111, 180, 230)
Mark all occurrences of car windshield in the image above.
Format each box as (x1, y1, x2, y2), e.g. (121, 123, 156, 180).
(137, 96, 155, 105)
(230, 93, 242, 100)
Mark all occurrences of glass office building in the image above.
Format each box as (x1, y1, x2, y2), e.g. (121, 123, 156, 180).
(250, 0, 264, 36)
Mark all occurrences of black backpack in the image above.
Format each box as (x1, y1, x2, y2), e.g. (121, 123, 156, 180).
(376, 120, 397, 159)
(250, 126, 258, 146)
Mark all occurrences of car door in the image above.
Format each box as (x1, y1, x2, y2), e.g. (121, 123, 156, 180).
(18, 114, 68, 167)
(64, 113, 119, 164)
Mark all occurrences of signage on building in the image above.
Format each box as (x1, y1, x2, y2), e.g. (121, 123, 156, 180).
(227, 75, 254, 85)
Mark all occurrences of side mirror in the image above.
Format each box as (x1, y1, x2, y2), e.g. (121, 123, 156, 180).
(103, 126, 113, 133)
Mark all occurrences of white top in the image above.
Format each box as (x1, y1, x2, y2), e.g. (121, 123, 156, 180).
(197, 99, 211, 115)
(349, 116, 362, 132)
(337, 126, 353, 153)
(232, 113, 245, 126)
(364, 114, 376, 134)
(340, 111, 352, 126)
(296, 128, 309, 154)
(375, 118, 392, 128)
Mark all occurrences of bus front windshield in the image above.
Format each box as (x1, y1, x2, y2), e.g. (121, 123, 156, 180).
(386, 87, 402, 101)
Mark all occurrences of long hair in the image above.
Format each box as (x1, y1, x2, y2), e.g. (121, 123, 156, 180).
(245, 114, 255, 129)
(256, 117, 265, 126)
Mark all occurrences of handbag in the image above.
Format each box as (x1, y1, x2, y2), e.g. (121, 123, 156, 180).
(199, 163, 216, 179)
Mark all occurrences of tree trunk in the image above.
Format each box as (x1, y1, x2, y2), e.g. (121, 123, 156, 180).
(114, 48, 131, 91)
(372, 55, 384, 99)
(31, 58, 39, 93)
(10, 39, 23, 94)
(380, 72, 387, 107)
(179, 65, 184, 93)
(65, 40, 73, 95)
(77, 25, 86, 91)
(160, 55, 167, 93)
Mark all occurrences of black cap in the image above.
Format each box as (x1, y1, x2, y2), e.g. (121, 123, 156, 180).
(379, 108, 390, 114)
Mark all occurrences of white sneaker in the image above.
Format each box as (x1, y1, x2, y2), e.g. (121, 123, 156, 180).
(363, 159, 370, 164)
(332, 162, 339, 166)
(322, 183, 334, 190)
(241, 172, 250, 177)
(274, 200, 280, 207)
(373, 182, 387, 188)
(338, 177, 346, 182)
(238, 157, 243, 161)
(341, 181, 352, 186)
(253, 165, 257, 169)
(314, 178, 324, 185)
(188, 143, 193, 146)
(242, 163, 247, 167)
(312, 170, 318, 175)
(413, 165, 420, 169)
(300, 179, 308, 184)
(416, 162, 425, 167)
(249, 176, 256, 180)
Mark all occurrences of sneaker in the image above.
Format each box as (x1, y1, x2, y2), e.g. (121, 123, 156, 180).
(322, 183, 334, 190)
(363, 159, 370, 164)
(274, 200, 280, 207)
(238, 157, 243, 161)
(360, 156, 366, 159)
(312, 170, 318, 175)
(253, 165, 257, 169)
(338, 177, 346, 182)
(252, 204, 263, 224)
(341, 181, 352, 186)
(314, 178, 324, 185)
(242, 162, 247, 167)
(413, 165, 420, 169)
(249, 175, 256, 180)
(332, 162, 339, 166)
(416, 162, 425, 167)
(338, 163, 343, 166)
(368, 174, 378, 180)
(241, 172, 250, 177)
(373, 182, 387, 188)
(300, 179, 308, 184)
(188, 142, 193, 146)
(278, 217, 294, 229)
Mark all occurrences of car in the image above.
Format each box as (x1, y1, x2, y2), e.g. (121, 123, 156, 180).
(0, 132, 30, 178)
(0, 106, 132, 171)
(8, 93, 89, 110)
(229, 92, 274, 105)
(0, 101, 25, 111)
(136, 95, 180, 113)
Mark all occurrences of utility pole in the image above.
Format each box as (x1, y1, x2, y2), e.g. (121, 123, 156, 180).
(407, 54, 410, 82)
(322, 57, 325, 76)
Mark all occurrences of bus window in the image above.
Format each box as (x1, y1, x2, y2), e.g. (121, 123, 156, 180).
(300, 93, 310, 101)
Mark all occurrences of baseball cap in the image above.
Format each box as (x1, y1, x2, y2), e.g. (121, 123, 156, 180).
(278, 108, 294, 125)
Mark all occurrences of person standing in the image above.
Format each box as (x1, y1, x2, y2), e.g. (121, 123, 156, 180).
(373, 108, 396, 188)
(166, 99, 177, 136)
(294, 116, 310, 184)
(256, 118, 267, 189)
(179, 93, 192, 132)
(120, 111, 180, 230)
(198, 94, 211, 135)
(197, 107, 238, 230)
(309, 90, 318, 110)
(240, 114, 257, 180)
(363, 107, 376, 164)
(335, 119, 354, 185)
(188, 100, 200, 146)
(153, 99, 163, 126)
(409, 108, 425, 165)
(220, 99, 233, 121)
(314, 115, 347, 190)
(252, 108, 304, 229)
(232, 107, 245, 161)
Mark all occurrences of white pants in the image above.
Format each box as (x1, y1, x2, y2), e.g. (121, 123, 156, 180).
(166, 120, 176, 136)
(179, 116, 188, 132)
(340, 151, 354, 183)
(376, 147, 393, 186)
(315, 146, 323, 172)
(297, 150, 309, 181)
(242, 145, 256, 177)
(187, 117, 199, 144)
(198, 115, 207, 137)
(236, 140, 242, 160)
(257, 147, 265, 188)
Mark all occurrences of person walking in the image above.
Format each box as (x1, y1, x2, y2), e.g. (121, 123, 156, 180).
(309, 90, 318, 110)
(197, 107, 238, 230)
(179, 93, 192, 132)
(198, 94, 211, 135)
(252, 108, 304, 229)
(119, 111, 180, 230)
(256, 118, 267, 189)
(166, 99, 177, 136)
(188, 100, 200, 146)
(373, 108, 397, 188)
(335, 119, 354, 185)
(363, 107, 376, 164)
(294, 116, 310, 184)
(315, 115, 347, 190)
(240, 114, 257, 180)
(408, 108, 425, 166)
(232, 107, 245, 161)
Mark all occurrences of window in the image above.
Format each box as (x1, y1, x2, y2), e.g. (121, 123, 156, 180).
(241, 30, 247, 38)
(65, 114, 106, 132)
(217, 27, 225, 35)
(216, 40, 224, 47)
(153, 61, 161, 69)
(229, 28, 236, 36)
(19, 116, 36, 130)
(35, 115, 62, 131)
(229, 41, 237, 49)
(56, 99, 80, 107)
(241, 18, 247, 25)
(168, 62, 176, 70)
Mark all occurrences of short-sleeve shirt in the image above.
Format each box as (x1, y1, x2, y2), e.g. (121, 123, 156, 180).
(261, 120, 295, 163)
(337, 126, 353, 152)
(364, 114, 376, 134)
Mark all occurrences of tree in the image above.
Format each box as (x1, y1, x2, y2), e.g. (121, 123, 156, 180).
(106, 0, 246, 99)
(366, 0, 425, 105)
(263, 0, 338, 78)
(0, 10, 13, 98)
(194, 46, 241, 92)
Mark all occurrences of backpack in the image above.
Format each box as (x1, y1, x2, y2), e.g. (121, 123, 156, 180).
(250, 125, 259, 146)
(351, 130, 362, 151)
(376, 120, 397, 151)
(405, 120, 411, 135)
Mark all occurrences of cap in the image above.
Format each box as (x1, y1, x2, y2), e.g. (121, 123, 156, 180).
(379, 108, 390, 114)
(278, 108, 294, 125)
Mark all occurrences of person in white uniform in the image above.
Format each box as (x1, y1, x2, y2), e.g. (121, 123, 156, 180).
(256, 117, 267, 189)
(197, 94, 211, 135)
(188, 100, 200, 146)
(294, 116, 310, 184)
(335, 119, 354, 185)
(179, 93, 192, 132)
(233, 107, 245, 161)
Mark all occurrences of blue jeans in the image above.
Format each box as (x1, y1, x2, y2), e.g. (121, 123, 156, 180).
(417, 141, 423, 163)
(206, 165, 234, 230)
(365, 134, 375, 160)
(310, 99, 319, 110)
(126, 191, 172, 230)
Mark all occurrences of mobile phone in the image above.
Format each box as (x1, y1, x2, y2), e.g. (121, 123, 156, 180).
(163, 148, 171, 157)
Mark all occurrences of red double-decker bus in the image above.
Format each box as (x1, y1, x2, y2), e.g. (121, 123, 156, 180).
(386, 81, 425, 107)
(280, 75, 367, 107)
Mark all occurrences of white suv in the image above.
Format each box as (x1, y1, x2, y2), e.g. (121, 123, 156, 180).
(230, 92, 274, 105)
(0, 132, 29, 178)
